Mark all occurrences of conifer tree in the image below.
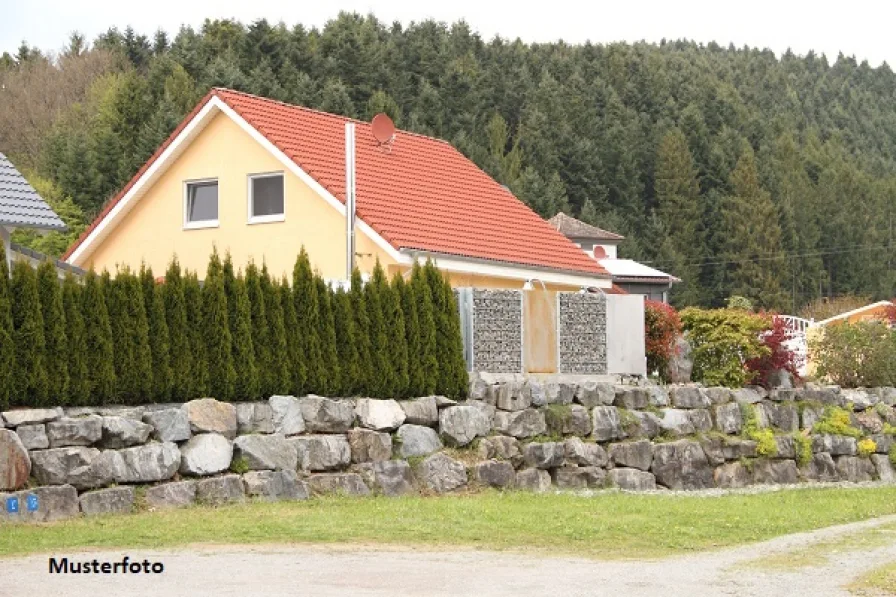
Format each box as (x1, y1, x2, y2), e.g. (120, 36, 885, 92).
(246, 262, 273, 396)
(222, 254, 259, 399)
(10, 260, 49, 406)
(280, 275, 304, 394)
(423, 261, 467, 398)
(140, 264, 172, 402)
(183, 270, 208, 397)
(332, 287, 361, 395)
(108, 268, 152, 403)
(387, 273, 410, 397)
(203, 250, 236, 400)
(396, 272, 425, 396)
(315, 276, 341, 395)
(62, 274, 89, 405)
(36, 260, 69, 403)
(163, 257, 192, 400)
(81, 270, 116, 403)
(365, 261, 394, 397)
(292, 249, 323, 393)
(0, 246, 14, 409)
(350, 268, 372, 393)
(261, 265, 290, 394)
(410, 261, 438, 395)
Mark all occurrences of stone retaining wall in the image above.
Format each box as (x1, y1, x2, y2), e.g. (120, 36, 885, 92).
(2, 382, 895, 523)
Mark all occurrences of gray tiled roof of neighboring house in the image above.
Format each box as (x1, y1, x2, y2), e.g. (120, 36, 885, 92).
(0, 152, 66, 230)
(547, 212, 624, 241)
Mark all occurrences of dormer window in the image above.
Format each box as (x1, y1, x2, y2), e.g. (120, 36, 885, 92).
(249, 173, 285, 224)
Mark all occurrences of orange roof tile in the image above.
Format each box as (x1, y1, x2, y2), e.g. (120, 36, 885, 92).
(65, 89, 607, 278)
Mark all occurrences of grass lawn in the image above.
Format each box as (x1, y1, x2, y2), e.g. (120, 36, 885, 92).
(4, 486, 896, 560)
(850, 561, 896, 595)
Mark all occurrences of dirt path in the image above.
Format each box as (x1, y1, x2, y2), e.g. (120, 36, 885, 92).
(2, 515, 896, 596)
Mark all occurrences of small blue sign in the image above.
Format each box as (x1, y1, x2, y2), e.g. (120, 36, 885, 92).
(26, 494, 38, 512)
(5, 496, 19, 514)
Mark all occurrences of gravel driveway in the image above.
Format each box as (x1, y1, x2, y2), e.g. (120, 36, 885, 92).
(2, 515, 895, 597)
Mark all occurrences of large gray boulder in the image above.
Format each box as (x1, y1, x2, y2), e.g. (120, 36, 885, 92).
(843, 389, 876, 410)
(269, 395, 306, 435)
(142, 408, 191, 443)
(400, 396, 439, 426)
(236, 402, 274, 434)
(705, 387, 734, 405)
(0, 485, 79, 523)
(15, 424, 48, 450)
(0, 429, 30, 490)
(396, 424, 443, 458)
(494, 409, 546, 439)
(591, 406, 624, 441)
(243, 470, 309, 501)
(803, 385, 844, 407)
(564, 437, 608, 467)
(515, 468, 551, 492)
(688, 409, 713, 433)
(144, 481, 197, 509)
(79, 486, 135, 516)
(372, 461, 415, 497)
(733, 387, 763, 404)
(665, 336, 693, 383)
(670, 387, 711, 409)
(657, 408, 695, 437)
(800, 453, 838, 482)
(347, 428, 393, 463)
(179, 434, 233, 476)
(614, 387, 649, 410)
(651, 440, 713, 490)
(69, 450, 126, 490)
(1, 408, 60, 427)
(699, 437, 758, 463)
(495, 381, 531, 411)
(184, 398, 238, 439)
(29, 446, 95, 485)
(871, 454, 895, 482)
(756, 402, 799, 432)
(610, 468, 657, 491)
(523, 442, 565, 469)
(812, 435, 858, 456)
(801, 405, 824, 431)
(872, 387, 896, 406)
(307, 473, 370, 496)
(355, 399, 406, 431)
(836, 456, 875, 482)
(419, 453, 467, 493)
(714, 462, 751, 489)
(609, 440, 652, 471)
(528, 379, 547, 407)
(774, 436, 797, 460)
(292, 435, 351, 471)
(631, 411, 662, 439)
(47, 416, 103, 447)
(233, 433, 297, 471)
(544, 405, 592, 437)
(753, 460, 799, 485)
(100, 416, 152, 449)
(473, 460, 515, 489)
(117, 441, 181, 483)
(575, 381, 615, 408)
(553, 466, 605, 490)
(300, 396, 355, 433)
(544, 380, 576, 405)
(478, 436, 523, 466)
(714, 403, 743, 435)
(439, 405, 490, 447)
(196, 474, 246, 505)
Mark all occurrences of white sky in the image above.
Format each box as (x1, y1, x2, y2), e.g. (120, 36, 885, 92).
(2, 0, 895, 67)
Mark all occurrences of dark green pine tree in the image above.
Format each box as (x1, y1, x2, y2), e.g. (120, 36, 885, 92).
(315, 276, 341, 396)
(410, 261, 438, 395)
(36, 261, 69, 403)
(387, 273, 410, 398)
(260, 265, 290, 394)
(10, 260, 49, 406)
(109, 268, 153, 403)
(365, 261, 394, 397)
(140, 264, 173, 402)
(332, 287, 361, 396)
(280, 275, 305, 395)
(62, 274, 90, 406)
(349, 268, 372, 393)
(81, 270, 116, 403)
(293, 249, 324, 394)
(163, 257, 193, 400)
(396, 272, 425, 396)
(0, 246, 14, 409)
(245, 262, 273, 397)
(183, 269, 208, 397)
(222, 254, 259, 399)
(423, 260, 467, 398)
(203, 250, 236, 400)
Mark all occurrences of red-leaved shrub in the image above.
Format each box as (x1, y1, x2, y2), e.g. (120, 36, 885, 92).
(746, 315, 803, 389)
(645, 300, 682, 380)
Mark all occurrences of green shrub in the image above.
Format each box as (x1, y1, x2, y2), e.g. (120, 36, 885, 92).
(62, 274, 89, 406)
(644, 300, 681, 380)
(410, 261, 438, 395)
(680, 307, 770, 387)
(858, 438, 877, 457)
(315, 276, 341, 396)
(163, 258, 193, 401)
(809, 321, 896, 388)
(793, 433, 812, 466)
(890, 445, 896, 468)
(350, 268, 372, 393)
(425, 260, 467, 398)
(740, 403, 777, 457)
(332, 287, 361, 396)
(813, 406, 863, 438)
(140, 264, 172, 402)
(203, 251, 235, 401)
(366, 261, 394, 398)
(183, 269, 208, 397)
(81, 270, 116, 403)
(245, 263, 272, 397)
(37, 260, 69, 403)
(387, 273, 410, 398)
(223, 255, 259, 401)
(10, 259, 49, 406)
(261, 267, 291, 395)
(293, 249, 323, 394)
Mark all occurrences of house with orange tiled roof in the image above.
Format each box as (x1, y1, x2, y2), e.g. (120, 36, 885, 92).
(63, 88, 611, 291)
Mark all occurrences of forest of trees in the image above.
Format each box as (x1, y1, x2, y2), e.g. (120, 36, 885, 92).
(1, 13, 894, 311)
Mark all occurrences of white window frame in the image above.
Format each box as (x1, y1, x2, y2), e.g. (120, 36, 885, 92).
(183, 178, 220, 230)
(247, 172, 286, 224)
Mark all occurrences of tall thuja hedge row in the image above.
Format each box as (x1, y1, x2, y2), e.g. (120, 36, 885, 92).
(4, 250, 468, 407)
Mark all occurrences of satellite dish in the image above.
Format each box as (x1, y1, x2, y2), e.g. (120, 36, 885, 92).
(371, 113, 396, 143)
(592, 246, 607, 258)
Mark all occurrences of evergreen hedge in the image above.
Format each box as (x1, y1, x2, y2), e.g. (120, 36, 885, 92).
(2, 250, 468, 407)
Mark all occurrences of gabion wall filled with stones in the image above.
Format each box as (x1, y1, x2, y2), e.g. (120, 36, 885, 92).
(471, 290, 522, 373)
(2, 381, 895, 524)
(558, 293, 607, 374)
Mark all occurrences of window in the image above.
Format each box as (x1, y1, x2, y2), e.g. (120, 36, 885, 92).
(249, 173, 285, 223)
(185, 180, 218, 228)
